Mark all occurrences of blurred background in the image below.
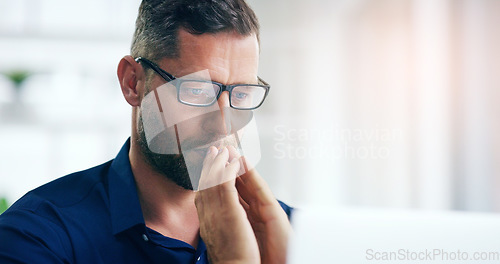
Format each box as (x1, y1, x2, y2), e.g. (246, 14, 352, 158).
(0, 0, 499, 212)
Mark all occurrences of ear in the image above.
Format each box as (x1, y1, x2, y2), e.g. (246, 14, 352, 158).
(117, 55, 144, 107)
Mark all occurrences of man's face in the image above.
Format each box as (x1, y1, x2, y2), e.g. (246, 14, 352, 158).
(137, 30, 260, 190)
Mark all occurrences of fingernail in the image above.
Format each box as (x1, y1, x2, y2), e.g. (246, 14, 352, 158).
(218, 147, 227, 154)
(207, 147, 214, 155)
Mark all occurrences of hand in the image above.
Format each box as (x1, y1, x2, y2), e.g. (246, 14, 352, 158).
(195, 146, 291, 264)
(195, 146, 260, 264)
(236, 161, 292, 264)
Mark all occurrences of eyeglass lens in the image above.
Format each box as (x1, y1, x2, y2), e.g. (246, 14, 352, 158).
(178, 81, 266, 109)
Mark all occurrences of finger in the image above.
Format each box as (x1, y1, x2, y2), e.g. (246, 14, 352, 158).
(227, 145, 246, 176)
(199, 147, 238, 198)
(237, 168, 278, 208)
(211, 147, 229, 173)
(210, 147, 230, 189)
(196, 147, 219, 209)
(238, 193, 254, 223)
(198, 146, 218, 190)
(200, 147, 229, 190)
(239, 154, 250, 175)
(227, 145, 241, 161)
(235, 175, 254, 206)
(221, 158, 241, 184)
(203, 146, 218, 167)
(238, 191, 250, 212)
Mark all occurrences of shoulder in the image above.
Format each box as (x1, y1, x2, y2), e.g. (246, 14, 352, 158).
(0, 159, 115, 233)
(0, 160, 115, 263)
(15, 159, 113, 209)
(0, 159, 114, 235)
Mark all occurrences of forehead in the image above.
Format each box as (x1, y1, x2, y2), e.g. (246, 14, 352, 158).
(160, 29, 260, 84)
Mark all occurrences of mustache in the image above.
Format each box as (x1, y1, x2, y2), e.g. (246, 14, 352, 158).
(181, 132, 240, 151)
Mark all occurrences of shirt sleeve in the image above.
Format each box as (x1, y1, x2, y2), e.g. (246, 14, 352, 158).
(0, 208, 72, 264)
(278, 200, 294, 221)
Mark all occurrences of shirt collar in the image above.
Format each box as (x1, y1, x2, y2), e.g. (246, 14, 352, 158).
(108, 138, 145, 235)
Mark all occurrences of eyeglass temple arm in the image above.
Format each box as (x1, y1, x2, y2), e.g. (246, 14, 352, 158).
(135, 57, 176, 81)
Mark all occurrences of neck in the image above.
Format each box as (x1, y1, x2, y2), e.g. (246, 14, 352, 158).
(129, 136, 200, 248)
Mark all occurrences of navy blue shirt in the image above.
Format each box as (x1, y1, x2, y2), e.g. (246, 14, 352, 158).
(0, 139, 292, 264)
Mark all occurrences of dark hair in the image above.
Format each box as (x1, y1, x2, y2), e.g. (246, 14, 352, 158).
(131, 0, 260, 61)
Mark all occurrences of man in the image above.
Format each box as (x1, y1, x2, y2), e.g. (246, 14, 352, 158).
(0, 0, 292, 263)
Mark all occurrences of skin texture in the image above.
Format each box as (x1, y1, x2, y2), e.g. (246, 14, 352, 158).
(117, 29, 291, 263)
(197, 146, 291, 264)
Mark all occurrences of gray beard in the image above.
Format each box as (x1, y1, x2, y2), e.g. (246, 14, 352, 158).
(136, 115, 194, 190)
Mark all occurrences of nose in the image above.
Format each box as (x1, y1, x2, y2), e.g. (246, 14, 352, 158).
(218, 92, 232, 135)
(217, 91, 231, 109)
(204, 91, 232, 135)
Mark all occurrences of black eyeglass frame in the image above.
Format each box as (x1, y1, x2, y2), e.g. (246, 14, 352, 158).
(135, 57, 270, 110)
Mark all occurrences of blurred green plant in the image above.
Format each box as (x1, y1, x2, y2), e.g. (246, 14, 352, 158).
(0, 197, 9, 214)
(3, 70, 31, 90)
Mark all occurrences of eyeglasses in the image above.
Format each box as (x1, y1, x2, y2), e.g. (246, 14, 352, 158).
(135, 57, 270, 110)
